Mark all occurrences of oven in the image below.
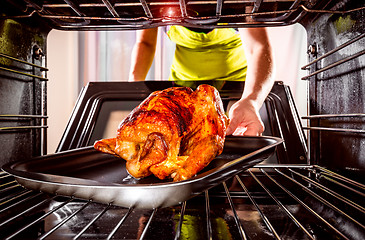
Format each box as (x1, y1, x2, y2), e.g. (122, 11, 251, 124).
(0, 0, 364, 239)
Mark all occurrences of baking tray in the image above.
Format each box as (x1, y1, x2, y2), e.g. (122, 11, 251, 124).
(2, 136, 283, 209)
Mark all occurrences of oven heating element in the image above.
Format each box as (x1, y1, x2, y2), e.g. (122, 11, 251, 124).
(3, 0, 365, 29)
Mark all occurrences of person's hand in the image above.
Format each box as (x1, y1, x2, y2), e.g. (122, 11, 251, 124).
(226, 98, 264, 136)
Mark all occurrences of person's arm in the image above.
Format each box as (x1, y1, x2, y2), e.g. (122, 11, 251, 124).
(129, 28, 158, 81)
(226, 27, 275, 136)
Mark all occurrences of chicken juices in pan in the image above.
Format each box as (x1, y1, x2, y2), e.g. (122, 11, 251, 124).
(94, 84, 229, 182)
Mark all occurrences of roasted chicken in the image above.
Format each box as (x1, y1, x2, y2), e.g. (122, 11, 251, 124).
(94, 84, 229, 182)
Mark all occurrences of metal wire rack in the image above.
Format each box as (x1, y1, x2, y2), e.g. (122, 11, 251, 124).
(3, 0, 365, 30)
(1, 165, 364, 239)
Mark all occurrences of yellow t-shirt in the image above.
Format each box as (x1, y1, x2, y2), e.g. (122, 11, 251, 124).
(167, 26, 247, 83)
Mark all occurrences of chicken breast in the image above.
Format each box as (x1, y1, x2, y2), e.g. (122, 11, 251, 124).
(94, 84, 229, 182)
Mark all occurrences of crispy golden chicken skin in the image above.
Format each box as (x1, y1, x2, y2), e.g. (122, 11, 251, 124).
(94, 84, 229, 182)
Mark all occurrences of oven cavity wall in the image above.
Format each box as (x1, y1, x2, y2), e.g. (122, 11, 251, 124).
(301, 0, 365, 178)
(0, 3, 51, 166)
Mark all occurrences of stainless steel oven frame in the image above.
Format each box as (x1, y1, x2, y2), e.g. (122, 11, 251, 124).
(0, 0, 364, 239)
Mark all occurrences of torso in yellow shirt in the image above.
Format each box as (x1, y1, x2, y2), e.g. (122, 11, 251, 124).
(167, 26, 247, 84)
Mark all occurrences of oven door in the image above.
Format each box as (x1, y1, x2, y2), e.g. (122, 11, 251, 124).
(57, 81, 307, 165)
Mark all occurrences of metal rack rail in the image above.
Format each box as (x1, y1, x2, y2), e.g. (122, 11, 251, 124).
(0, 53, 48, 71)
(0, 52, 48, 131)
(302, 114, 365, 134)
(302, 31, 365, 80)
(1, 165, 364, 239)
(0, 52, 48, 154)
(301, 33, 365, 73)
(0, 115, 48, 132)
(0, 53, 48, 81)
(301, 28, 365, 135)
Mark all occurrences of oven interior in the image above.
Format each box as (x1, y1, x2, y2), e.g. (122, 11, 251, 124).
(1, 0, 365, 239)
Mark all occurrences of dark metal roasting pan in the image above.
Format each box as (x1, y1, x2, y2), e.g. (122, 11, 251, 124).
(2, 136, 282, 209)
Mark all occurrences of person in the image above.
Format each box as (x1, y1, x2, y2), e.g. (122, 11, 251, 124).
(128, 26, 275, 136)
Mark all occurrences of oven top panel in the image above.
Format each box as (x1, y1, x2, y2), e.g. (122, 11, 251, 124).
(2, 0, 340, 30)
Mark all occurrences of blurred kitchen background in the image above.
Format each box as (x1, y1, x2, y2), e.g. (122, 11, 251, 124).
(47, 24, 307, 153)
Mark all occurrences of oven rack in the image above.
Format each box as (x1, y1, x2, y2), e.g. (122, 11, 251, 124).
(0, 165, 364, 239)
(3, 0, 364, 30)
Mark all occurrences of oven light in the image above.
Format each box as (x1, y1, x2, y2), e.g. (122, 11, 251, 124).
(166, 8, 175, 17)
(160, 7, 181, 23)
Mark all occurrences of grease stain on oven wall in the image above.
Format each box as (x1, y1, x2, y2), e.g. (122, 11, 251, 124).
(334, 15, 356, 34)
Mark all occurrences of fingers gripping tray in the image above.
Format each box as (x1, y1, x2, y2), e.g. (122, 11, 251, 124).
(2, 136, 283, 209)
